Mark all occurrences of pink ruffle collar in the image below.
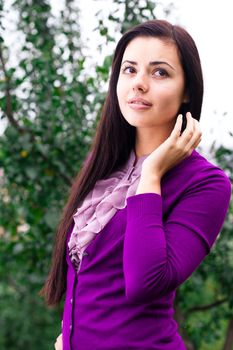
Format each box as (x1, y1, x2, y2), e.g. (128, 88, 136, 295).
(68, 148, 149, 271)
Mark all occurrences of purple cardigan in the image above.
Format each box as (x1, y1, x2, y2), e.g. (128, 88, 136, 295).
(62, 150, 231, 350)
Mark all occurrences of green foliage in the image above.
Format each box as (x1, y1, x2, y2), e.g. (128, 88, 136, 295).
(0, 1, 160, 349)
(0, 0, 96, 349)
(0, 1, 232, 349)
(95, 0, 157, 38)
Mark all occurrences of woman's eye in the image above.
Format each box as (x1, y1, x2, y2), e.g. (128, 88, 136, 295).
(122, 66, 135, 74)
(154, 68, 168, 77)
(121, 66, 168, 77)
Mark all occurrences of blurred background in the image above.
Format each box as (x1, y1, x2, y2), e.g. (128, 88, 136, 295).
(0, 1, 232, 349)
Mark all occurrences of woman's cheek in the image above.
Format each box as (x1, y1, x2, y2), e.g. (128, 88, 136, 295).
(116, 83, 125, 107)
(158, 94, 182, 120)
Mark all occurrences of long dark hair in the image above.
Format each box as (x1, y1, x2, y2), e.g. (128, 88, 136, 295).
(39, 19, 204, 305)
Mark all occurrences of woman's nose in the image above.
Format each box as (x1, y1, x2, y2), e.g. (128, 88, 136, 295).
(132, 73, 149, 93)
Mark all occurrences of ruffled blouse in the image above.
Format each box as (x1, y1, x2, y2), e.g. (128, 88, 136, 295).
(68, 148, 150, 272)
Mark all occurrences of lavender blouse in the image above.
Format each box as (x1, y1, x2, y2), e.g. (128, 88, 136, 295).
(68, 149, 149, 272)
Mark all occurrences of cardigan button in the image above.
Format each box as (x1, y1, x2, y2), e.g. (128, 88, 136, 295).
(69, 325, 72, 331)
(70, 298, 73, 304)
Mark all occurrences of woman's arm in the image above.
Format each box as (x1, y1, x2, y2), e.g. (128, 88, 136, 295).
(123, 112, 231, 303)
(123, 170, 231, 303)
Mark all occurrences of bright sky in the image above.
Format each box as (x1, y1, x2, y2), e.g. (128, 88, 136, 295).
(1, 0, 233, 155)
(172, 0, 233, 152)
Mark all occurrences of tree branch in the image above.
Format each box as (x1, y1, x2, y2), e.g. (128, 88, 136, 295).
(223, 318, 233, 350)
(186, 298, 228, 314)
(0, 44, 29, 133)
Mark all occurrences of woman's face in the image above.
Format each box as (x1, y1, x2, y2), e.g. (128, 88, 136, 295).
(116, 36, 188, 130)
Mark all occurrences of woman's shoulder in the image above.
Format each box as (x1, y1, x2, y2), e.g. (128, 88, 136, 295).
(189, 149, 231, 182)
(163, 149, 232, 197)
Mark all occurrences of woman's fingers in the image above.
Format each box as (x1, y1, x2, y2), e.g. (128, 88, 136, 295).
(181, 112, 195, 141)
(176, 112, 201, 150)
(170, 114, 183, 139)
(170, 112, 195, 141)
(191, 134, 202, 149)
(169, 112, 202, 159)
(184, 118, 202, 151)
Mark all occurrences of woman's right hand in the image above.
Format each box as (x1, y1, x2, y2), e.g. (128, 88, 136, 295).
(54, 333, 62, 350)
(141, 112, 202, 179)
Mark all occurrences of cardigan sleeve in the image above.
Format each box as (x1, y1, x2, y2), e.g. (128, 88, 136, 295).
(123, 169, 232, 303)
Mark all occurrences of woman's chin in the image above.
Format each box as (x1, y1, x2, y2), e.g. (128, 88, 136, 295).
(125, 119, 156, 128)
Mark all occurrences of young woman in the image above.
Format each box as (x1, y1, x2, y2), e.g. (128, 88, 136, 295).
(40, 19, 232, 350)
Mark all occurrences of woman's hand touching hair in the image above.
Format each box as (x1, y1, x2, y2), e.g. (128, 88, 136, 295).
(143, 112, 201, 177)
(136, 112, 202, 195)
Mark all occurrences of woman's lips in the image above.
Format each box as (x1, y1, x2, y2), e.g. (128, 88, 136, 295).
(128, 102, 152, 110)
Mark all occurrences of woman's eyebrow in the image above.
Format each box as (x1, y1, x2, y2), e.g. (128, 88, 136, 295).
(121, 59, 175, 70)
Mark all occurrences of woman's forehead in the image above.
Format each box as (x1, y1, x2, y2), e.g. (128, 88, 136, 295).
(122, 36, 182, 69)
